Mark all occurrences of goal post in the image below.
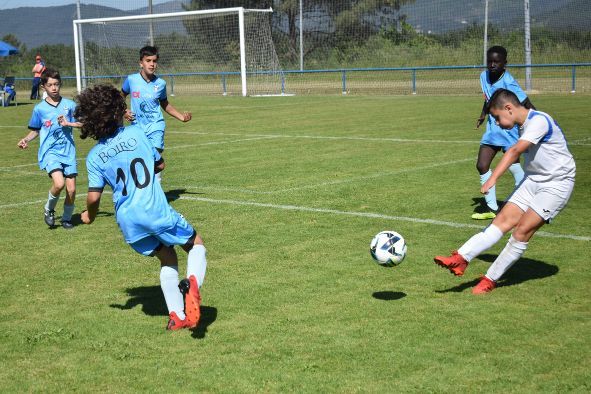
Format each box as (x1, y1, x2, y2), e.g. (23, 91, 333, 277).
(72, 7, 286, 96)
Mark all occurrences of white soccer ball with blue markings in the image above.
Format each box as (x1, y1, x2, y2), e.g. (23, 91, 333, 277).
(370, 231, 407, 266)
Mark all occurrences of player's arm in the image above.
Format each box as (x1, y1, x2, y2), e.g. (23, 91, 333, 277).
(57, 115, 83, 128)
(81, 191, 102, 224)
(160, 99, 191, 122)
(481, 140, 532, 194)
(121, 77, 135, 121)
(476, 100, 487, 128)
(17, 129, 39, 149)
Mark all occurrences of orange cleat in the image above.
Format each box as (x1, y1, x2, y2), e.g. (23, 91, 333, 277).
(180, 275, 201, 329)
(472, 276, 497, 294)
(166, 311, 189, 331)
(434, 250, 469, 276)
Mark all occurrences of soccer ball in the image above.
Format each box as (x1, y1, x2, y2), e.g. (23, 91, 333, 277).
(369, 231, 407, 267)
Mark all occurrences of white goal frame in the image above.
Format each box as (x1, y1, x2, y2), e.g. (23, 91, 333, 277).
(73, 7, 274, 96)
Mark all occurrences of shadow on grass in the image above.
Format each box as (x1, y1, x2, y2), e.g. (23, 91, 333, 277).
(46, 210, 113, 230)
(110, 285, 217, 338)
(435, 254, 559, 293)
(372, 291, 406, 301)
(165, 188, 204, 202)
(471, 197, 505, 214)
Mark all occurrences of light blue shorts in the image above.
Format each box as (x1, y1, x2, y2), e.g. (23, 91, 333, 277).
(45, 161, 77, 178)
(129, 214, 196, 256)
(146, 129, 165, 151)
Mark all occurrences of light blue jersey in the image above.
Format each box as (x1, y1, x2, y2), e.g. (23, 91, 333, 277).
(122, 73, 167, 149)
(480, 70, 528, 148)
(86, 124, 181, 244)
(28, 98, 77, 171)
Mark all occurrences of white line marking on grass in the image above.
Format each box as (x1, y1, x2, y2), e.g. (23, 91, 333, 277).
(166, 136, 282, 150)
(178, 196, 591, 242)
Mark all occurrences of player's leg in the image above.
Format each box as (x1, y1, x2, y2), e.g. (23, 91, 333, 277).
(473, 144, 501, 219)
(130, 236, 188, 330)
(62, 165, 77, 229)
(507, 154, 525, 187)
(44, 166, 66, 227)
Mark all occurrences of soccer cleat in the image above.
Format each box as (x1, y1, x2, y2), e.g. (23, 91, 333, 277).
(472, 276, 497, 294)
(61, 220, 74, 230)
(179, 275, 201, 329)
(166, 311, 189, 331)
(471, 210, 497, 220)
(434, 251, 469, 276)
(44, 209, 55, 227)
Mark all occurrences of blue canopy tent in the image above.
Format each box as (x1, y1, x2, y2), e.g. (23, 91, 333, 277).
(0, 41, 19, 57)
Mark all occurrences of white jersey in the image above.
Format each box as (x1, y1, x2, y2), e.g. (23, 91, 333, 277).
(519, 110, 576, 183)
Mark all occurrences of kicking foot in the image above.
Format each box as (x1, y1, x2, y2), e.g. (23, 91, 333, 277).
(166, 311, 189, 331)
(472, 276, 497, 294)
(434, 251, 468, 276)
(180, 275, 201, 329)
(471, 210, 497, 220)
(44, 209, 55, 227)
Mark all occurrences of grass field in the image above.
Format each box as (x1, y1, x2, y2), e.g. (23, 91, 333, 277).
(0, 94, 589, 392)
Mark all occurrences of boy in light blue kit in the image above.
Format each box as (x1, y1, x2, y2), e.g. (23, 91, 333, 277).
(18, 68, 81, 229)
(121, 45, 192, 182)
(473, 46, 535, 220)
(77, 84, 206, 331)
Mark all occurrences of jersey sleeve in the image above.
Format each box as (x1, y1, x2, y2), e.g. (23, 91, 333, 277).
(86, 155, 106, 192)
(28, 107, 42, 130)
(520, 115, 550, 145)
(158, 79, 167, 102)
(121, 76, 130, 94)
(504, 73, 528, 103)
(152, 145, 162, 164)
(68, 102, 77, 122)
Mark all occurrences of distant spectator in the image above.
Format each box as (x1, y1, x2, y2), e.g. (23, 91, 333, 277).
(31, 55, 46, 100)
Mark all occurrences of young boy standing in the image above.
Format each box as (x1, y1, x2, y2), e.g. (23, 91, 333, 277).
(121, 46, 191, 182)
(435, 89, 576, 294)
(18, 68, 79, 229)
(473, 46, 535, 220)
(77, 84, 206, 331)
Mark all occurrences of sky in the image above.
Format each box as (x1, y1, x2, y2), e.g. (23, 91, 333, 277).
(0, 0, 174, 11)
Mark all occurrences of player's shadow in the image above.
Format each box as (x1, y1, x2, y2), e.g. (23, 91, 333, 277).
(471, 197, 505, 214)
(435, 254, 559, 293)
(372, 291, 407, 301)
(110, 285, 216, 337)
(165, 188, 204, 202)
(47, 211, 113, 229)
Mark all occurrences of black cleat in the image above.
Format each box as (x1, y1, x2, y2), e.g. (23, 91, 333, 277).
(44, 210, 55, 227)
(61, 220, 74, 229)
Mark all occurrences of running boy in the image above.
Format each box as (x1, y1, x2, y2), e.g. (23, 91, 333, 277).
(18, 68, 79, 229)
(473, 46, 535, 220)
(76, 84, 206, 331)
(435, 89, 576, 294)
(121, 45, 191, 182)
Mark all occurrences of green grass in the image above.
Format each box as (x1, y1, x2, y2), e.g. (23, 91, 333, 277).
(0, 94, 589, 392)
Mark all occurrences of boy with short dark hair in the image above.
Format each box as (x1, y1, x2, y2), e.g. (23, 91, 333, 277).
(121, 45, 191, 182)
(435, 89, 576, 294)
(18, 68, 80, 229)
(76, 84, 206, 331)
(472, 46, 535, 220)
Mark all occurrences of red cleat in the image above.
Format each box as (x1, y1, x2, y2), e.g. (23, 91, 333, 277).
(166, 311, 189, 331)
(434, 251, 469, 276)
(182, 275, 201, 329)
(472, 276, 497, 294)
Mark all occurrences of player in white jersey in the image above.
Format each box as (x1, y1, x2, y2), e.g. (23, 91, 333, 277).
(434, 88, 575, 294)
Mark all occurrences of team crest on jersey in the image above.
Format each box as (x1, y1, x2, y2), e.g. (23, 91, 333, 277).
(153, 85, 159, 92)
(132, 91, 140, 98)
(44, 119, 52, 128)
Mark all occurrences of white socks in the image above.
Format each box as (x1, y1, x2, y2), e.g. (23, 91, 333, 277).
(479, 170, 498, 211)
(160, 265, 185, 319)
(187, 244, 207, 288)
(458, 224, 504, 262)
(508, 163, 525, 186)
(486, 236, 528, 282)
(45, 191, 59, 212)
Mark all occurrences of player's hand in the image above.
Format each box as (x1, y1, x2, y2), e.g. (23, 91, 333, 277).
(476, 117, 485, 129)
(17, 139, 28, 149)
(181, 112, 192, 122)
(57, 115, 66, 126)
(124, 109, 135, 122)
(481, 179, 495, 194)
(81, 210, 91, 224)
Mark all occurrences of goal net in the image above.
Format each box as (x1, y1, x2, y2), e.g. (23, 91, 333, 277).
(73, 7, 286, 96)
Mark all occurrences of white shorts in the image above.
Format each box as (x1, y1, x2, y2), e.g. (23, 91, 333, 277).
(507, 177, 574, 223)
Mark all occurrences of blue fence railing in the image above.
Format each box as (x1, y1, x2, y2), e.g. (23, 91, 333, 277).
(4, 63, 590, 95)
